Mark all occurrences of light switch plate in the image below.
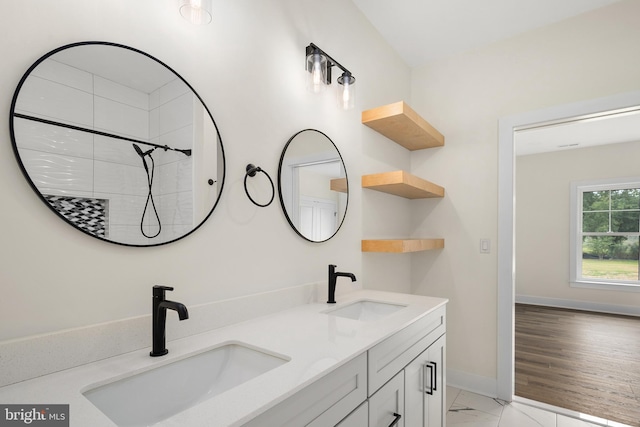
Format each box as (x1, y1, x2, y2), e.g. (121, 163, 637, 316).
(480, 239, 490, 254)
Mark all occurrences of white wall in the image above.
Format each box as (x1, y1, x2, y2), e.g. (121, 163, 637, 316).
(0, 0, 411, 342)
(516, 141, 640, 310)
(410, 0, 640, 390)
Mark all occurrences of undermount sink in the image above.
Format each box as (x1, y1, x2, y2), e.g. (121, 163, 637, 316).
(83, 342, 289, 427)
(325, 300, 406, 321)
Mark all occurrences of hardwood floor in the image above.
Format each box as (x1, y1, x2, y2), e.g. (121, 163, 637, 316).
(515, 304, 640, 427)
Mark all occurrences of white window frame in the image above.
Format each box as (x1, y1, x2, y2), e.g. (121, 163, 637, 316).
(570, 177, 640, 291)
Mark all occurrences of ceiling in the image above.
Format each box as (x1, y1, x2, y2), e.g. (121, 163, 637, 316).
(515, 108, 640, 156)
(54, 44, 177, 93)
(352, 0, 624, 67)
(352, 0, 639, 155)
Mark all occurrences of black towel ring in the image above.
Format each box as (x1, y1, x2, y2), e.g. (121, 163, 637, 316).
(244, 164, 275, 207)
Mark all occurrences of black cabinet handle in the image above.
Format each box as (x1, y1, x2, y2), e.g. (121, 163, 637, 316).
(425, 363, 434, 395)
(431, 361, 438, 391)
(388, 412, 402, 427)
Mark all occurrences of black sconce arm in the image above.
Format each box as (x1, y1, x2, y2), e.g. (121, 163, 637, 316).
(306, 43, 353, 85)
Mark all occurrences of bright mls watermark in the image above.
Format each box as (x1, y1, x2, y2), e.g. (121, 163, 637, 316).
(0, 405, 68, 426)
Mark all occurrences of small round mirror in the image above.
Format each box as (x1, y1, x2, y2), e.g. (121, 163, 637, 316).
(278, 129, 348, 242)
(10, 42, 225, 246)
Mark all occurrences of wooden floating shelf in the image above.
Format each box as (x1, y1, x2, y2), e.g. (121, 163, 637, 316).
(362, 101, 444, 151)
(330, 178, 348, 193)
(362, 170, 444, 199)
(362, 239, 445, 253)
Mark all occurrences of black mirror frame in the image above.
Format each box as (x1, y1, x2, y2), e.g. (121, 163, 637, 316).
(9, 41, 226, 247)
(277, 129, 349, 243)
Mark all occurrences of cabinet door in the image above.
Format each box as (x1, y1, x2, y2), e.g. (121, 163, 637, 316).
(404, 334, 446, 427)
(426, 334, 445, 427)
(368, 306, 446, 395)
(404, 347, 426, 426)
(369, 371, 404, 427)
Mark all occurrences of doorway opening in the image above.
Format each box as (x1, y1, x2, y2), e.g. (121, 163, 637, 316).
(497, 91, 640, 419)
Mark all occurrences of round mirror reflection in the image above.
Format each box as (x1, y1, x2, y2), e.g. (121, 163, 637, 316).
(10, 42, 225, 246)
(278, 129, 348, 242)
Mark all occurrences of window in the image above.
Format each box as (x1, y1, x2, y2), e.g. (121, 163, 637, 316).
(570, 178, 640, 290)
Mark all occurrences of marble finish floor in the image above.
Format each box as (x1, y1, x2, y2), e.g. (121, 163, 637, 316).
(447, 387, 634, 427)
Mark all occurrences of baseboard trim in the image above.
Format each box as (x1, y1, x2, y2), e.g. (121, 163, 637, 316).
(514, 396, 610, 427)
(515, 295, 640, 317)
(447, 368, 497, 399)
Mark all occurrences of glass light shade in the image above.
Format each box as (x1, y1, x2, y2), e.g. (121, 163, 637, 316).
(306, 50, 328, 93)
(179, 0, 212, 25)
(337, 73, 356, 110)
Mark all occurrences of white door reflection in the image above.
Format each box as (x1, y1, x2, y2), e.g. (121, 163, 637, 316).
(293, 161, 342, 241)
(278, 129, 348, 243)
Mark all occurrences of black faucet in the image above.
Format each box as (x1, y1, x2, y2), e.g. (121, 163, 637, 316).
(327, 264, 356, 304)
(150, 285, 189, 357)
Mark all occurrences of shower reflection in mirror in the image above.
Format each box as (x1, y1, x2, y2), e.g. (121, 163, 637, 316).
(279, 129, 348, 242)
(11, 42, 223, 246)
(130, 141, 191, 238)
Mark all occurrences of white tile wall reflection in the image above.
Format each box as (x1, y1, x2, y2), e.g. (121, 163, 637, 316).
(159, 191, 194, 225)
(31, 58, 93, 93)
(94, 75, 148, 109)
(14, 119, 93, 159)
(17, 148, 94, 193)
(94, 161, 148, 196)
(94, 96, 149, 140)
(13, 55, 195, 244)
(156, 156, 193, 195)
(93, 136, 140, 167)
(152, 125, 193, 165)
(95, 193, 146, 226)
(15, 76, 94, 127)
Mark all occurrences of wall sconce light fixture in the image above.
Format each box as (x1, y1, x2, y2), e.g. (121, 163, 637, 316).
(179, 0, 212, 25)
(305, 43, 356, 110)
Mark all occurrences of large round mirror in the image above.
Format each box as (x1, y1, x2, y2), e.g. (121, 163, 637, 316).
(10, 42, 225, 247)
(278, 129, 348, 242)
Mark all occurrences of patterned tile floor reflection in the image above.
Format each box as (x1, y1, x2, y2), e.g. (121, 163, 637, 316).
(446, 387, 633, 427)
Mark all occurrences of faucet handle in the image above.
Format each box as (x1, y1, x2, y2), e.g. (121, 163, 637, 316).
(152, 285, 174, 298)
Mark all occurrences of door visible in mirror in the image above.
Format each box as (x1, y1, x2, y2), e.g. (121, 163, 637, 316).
(278, 129, 348, 242)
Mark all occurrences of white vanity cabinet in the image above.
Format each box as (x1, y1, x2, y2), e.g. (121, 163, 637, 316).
(242, 353, 368, 427)
(0, 290, 447, 427)
(368, 305, 446, 427)
(404, 334, 446, 427)
(243, 304, 446, 427)
(369, 371, 405, 427)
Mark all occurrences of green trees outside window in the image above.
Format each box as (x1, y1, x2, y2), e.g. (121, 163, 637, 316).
(581, 188, 640, 281)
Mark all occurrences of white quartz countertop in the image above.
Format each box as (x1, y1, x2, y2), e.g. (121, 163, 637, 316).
(0, 290, 447, 427)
